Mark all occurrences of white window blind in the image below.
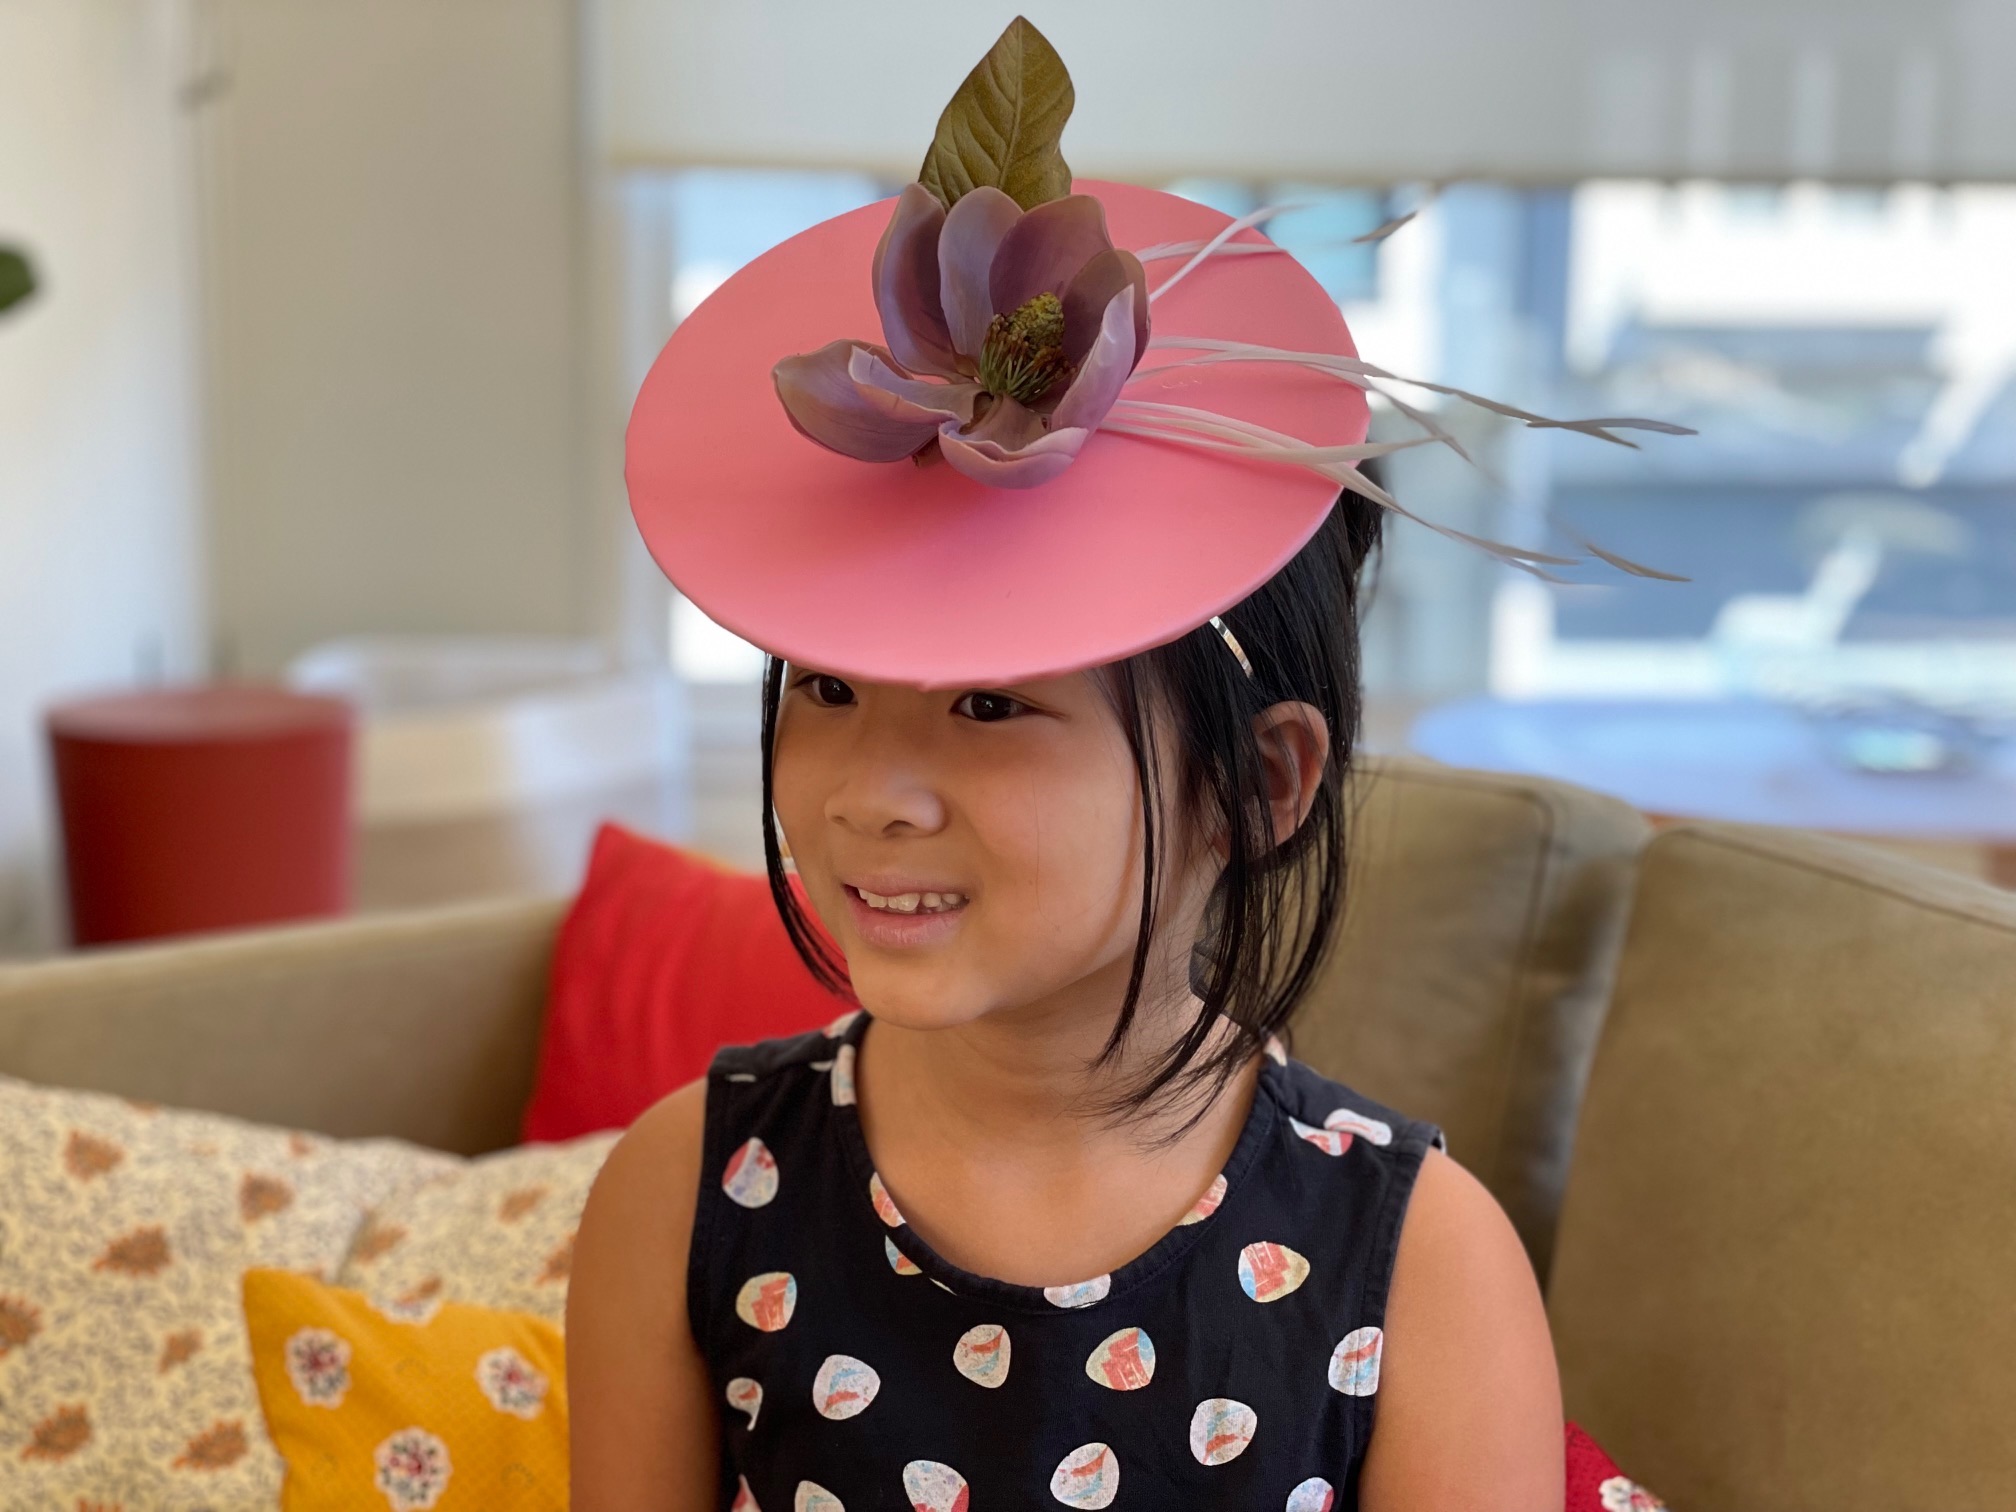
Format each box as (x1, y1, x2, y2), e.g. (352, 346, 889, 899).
(600, 0, 2016, 185)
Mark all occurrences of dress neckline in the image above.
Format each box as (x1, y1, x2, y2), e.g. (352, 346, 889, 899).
(822, 1007, 1285, 1315)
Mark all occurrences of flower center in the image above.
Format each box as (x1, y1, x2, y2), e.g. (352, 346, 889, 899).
(977, 292, 1075, 406)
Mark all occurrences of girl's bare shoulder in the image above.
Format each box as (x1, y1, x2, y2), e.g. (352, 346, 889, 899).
(570, 1078, 710, 1343)
(580, 1080, 710, 1267)
(1360, 1148, 1564, 1511)
(567, 1081, 718, 1511)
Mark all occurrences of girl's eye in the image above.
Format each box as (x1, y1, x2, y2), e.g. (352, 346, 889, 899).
(954, 690, 1027, 723)
(802, 674, 856, 707)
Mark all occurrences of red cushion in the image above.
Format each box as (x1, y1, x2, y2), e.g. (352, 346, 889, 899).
(520, 823, 848, 1142)
(1565, 1421, 1667, 1511)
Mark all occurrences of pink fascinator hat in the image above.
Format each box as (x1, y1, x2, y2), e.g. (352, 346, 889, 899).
(626, 18, 1691, 689)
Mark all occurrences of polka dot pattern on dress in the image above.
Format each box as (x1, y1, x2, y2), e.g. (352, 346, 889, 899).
(952, 1323, 1011, 1388)
(1042, 1275, 1111, 1309)
(1236, 1242, 1310, 1303)
(1323, 1106, 1393, 1146)
(1189, 1398, 1259, 1465)
(1177, 1171, 1227, 1225)
(1288, 1116, 1353, 1157)
(1083, 1327, 1155, 1390)
(1050, 1442, 1119, 1508)
(725, 1376, 762, 1428)
(868, 1172, 904, 1227)
(902, 1459, 971, 1512)
(812, 1353, 881, 1420)
(1328, 1326, 1383, 1396)
(695, 1015, 1437, 1506)
(733, 1272, 797, 1333)
(723, 1137, 780, 1208)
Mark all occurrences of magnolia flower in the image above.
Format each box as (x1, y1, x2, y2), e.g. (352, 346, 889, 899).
(773, 183, 1150, 488)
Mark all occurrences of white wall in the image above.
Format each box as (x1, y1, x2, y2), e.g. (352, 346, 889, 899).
(196, 0, 593, 676)
(0, 0, 208, 953)
(0, 0, 599, 952)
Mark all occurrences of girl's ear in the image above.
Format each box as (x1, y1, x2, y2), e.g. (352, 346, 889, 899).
(1252, 701, 1332, 848)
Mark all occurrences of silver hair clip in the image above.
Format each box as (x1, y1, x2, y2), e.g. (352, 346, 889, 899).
(1208, 615, 1255, 679)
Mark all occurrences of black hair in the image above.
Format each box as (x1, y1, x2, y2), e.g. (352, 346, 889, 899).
(760, 482, 1387, 1129)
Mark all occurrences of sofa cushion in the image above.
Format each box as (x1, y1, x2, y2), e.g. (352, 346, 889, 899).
(0, 1073, 454, 1510)
(334, 1132, 618, 1323)
(1547, 820, 2016, 1511)
(0, 895, 564, 1155)
(244, 1267, 567, 1511)
(520, 823, 846, 1142)
(1292, 755, 1648, 1282)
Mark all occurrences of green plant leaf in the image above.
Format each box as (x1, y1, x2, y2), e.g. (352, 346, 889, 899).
(0, 247, 34, 316)
(918, 17, 1074, 211)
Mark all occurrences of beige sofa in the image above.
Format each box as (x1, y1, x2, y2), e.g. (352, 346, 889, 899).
(3, 753, 2013, 1510)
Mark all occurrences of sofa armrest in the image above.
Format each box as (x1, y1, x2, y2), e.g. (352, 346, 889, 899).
(1547, 820, 2016, 1509)
(0, 896, 567, 1154)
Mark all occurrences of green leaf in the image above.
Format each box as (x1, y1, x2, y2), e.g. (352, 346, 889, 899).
(0, 247, 34, 316)
(918, 17, 1074, 211)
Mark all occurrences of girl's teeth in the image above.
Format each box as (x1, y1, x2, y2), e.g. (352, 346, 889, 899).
(854, 888, 965, 914)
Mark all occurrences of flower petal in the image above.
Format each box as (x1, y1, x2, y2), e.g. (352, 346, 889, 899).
(1050, 287, 1140, 433)
(938, 425, 1089, 488)
(938, 397, 1088, 488)
(848, 345, 979, 426)
(873, 184, 960, 377)
(774, 340, 941, 462)
(989, 195, 1115, 317)
(938, 187, 1022, 362)
(850, 350, 975, 427)
(1060, 248, 1149, 369)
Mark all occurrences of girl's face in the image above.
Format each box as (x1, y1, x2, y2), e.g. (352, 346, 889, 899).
(772, 666, 1206, 1033)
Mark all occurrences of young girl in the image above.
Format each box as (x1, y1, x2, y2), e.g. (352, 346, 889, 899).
(569, 23, 1672, 1510)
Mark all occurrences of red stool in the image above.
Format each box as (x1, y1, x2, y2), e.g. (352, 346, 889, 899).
(47, 684, 356, 946)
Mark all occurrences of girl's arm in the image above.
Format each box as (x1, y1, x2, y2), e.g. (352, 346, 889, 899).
(1359, 1148, 1565, 1512)
(566, 1080, 719, 1512)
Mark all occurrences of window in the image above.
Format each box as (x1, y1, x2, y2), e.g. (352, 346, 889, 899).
(1510, 180, 2016, 715)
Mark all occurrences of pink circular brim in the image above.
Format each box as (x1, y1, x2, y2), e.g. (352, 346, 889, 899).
(626, 180, 1367, 689)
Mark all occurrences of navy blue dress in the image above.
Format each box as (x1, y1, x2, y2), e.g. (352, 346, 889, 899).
(690, 1008, 1443, 1512)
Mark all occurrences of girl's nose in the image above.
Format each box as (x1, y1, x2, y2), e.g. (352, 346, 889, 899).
(823, 736, 948, 838)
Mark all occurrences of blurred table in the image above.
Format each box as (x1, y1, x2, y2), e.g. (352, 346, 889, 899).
(1407, 696, 2016, 889)
(47, 684, 355, 945)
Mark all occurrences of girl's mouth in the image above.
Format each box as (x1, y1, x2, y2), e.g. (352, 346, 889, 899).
(842, 883, 970, 947)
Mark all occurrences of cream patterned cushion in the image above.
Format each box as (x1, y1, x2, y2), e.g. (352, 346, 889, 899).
(0, 1073, 456, 1511)
(333, 1132, 619, 1324)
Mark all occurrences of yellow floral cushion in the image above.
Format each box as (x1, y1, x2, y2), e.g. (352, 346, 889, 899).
(243, 1267, 568, 1511)
(334, 1133, 618, 1324)
(0, 1072, 456, 1510)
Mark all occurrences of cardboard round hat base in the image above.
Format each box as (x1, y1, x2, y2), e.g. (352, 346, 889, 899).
(626, 180, 1368, 688)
